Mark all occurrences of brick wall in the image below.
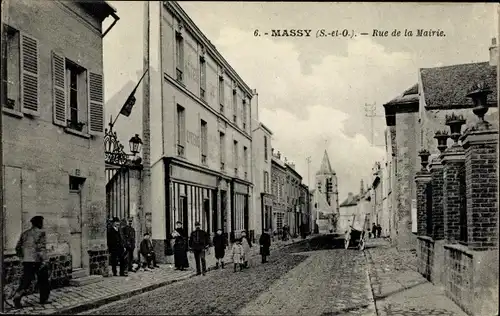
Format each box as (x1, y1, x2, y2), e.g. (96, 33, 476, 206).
(430, 163, 444, 240)
(417, 236, 434, 281)
(442, 154, 465, 243)
(88, 250, 109, 276)
(415, 173, 431, 236)
(3, 254, 71, 297)
(463, 134, 498, 250)
(444, 246, 474, 315)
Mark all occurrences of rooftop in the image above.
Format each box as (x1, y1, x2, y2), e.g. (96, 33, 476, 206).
(340, 193, 359, 207)
(78, 0, 117, 21)
(420, 62, 497, 109)
(383, 84, 419, 109)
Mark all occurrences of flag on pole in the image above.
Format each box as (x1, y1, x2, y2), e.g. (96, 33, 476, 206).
(119, 68, 149, 117)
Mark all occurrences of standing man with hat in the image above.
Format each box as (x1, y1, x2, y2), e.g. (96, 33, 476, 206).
(188, 222, 210, 276)
(107, 217, 127, 277)
(122, 218, 136, 272)
(12, 216, 50, 308)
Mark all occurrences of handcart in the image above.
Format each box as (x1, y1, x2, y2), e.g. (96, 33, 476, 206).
(344, 226, 366, 251)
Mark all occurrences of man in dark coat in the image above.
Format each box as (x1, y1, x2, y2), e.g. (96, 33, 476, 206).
(259, 229, 271, 263)
(139, 232, 158, 268)
(172, 221, 189, 270)
(212, 229, 227, 269)
(377, 224, 382, 238)
(107, 217, 127, 276)
(189, 222, 210, 276)
(371, 223, 377, 239)
(12, 216, 51, 308)
(122, 218, 136, 272)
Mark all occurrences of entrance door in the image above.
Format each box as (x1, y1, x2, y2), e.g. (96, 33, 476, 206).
(69, 176, 85, 269)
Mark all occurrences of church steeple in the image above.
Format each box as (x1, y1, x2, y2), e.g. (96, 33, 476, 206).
(316, 150, 335, 175)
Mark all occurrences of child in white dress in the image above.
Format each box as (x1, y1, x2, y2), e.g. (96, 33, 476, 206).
(231, 238, 244, 272)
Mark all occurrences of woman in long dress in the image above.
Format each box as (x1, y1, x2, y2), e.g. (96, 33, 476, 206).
(172, 221, 189, 270)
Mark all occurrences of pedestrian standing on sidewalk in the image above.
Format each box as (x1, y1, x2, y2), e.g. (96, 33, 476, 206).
(241, 231, 252, 268)
(231, 238, 244, 272)
(189, 222, 210, 276)
(259, 229, 271, 263)
(172, 221, 190, 271)
(12, 216, 51, 308)
(213, 229, 227, 269)
(122, 218, 136, 273)
(107, 217, 127, 277)
(377, 224, 382, 238)
(371, 223, 377, 239)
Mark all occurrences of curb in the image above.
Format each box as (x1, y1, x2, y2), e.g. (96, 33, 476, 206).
(50, 240, 303, 315)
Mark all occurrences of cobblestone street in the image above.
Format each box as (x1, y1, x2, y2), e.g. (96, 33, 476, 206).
(81, 237, 377, 316)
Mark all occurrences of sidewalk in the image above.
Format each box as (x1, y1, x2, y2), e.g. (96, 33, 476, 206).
(364, 239, 468, 316)
(2, 237, 303, 315)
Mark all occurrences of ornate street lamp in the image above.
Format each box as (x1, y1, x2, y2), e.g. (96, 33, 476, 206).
(129, 134, 143, 156)
(445, 113, 466, 146)
(418, 149, 430, 171)
(466, 81, 492, 130)
(434, 130, 449, 153)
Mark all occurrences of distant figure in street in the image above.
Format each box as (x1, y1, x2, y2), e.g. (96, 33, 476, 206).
(231, 238, 244, 272)
(371, 224, 377, 239)
(189, 222, 211, 276)
(107, 217, 127, 277)
(259, 229, 271, 263)
(122, 218, 136, 272)
(377, 224, 382, 238)
(241, 231, 252, 268)
(282, 225, 288, 241)
(172, 221, 189, 271)
(13, 216, 50, 308)
(213, 229, 227, 269)
(139, 233, 159, 269)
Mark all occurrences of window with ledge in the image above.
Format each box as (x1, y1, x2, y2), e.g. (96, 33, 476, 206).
(264, 171, 269, 193)
(232, 89, 237, 124)
(176, 104, 186, 156)
(65, 60, 88, 132)
(199, 55, 206, 101)
(243, 146, 248, 179)
(242, 99, 247, 130)
(175, 31, 184, 83)
(219, 74, 224, 113)
(219, 132, 225, 171)
(264, 136, 268, 161)
(2, 25, 20, 112)
(233, 140, 238, 176)
(200, 119, 208, 165)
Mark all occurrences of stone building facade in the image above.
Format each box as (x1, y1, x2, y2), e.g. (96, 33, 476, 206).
(251, 122, 273, 240)
(270, 151, 287, 237)
(2, 0, 118, 292)
(285, 162, 302, 236)
(146, 1, 255, 260)
(299, 183, 311, 234)
(413, 39, 498, 316)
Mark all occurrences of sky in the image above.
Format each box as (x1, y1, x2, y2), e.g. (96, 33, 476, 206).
(103, 1, 497, 201)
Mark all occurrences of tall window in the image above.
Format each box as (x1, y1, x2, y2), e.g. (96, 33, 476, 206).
(232, 89, 237, 124)
(200, 56, 206, 101)
(264, 171, 269, 193)
(219, 74, 224, 113)
(243, 146, 248, 179)
(219, 132, 225, 171)
(233, 140, 238, 176)
(264, 136, 268, 161)
(65, 60, 86, 130)
(175, 31, 184, 82)
(176, 104, 185, 156)
(2, 25, 20, 111)
(201, 119, 207, 165)
(242, 99, 247, 130)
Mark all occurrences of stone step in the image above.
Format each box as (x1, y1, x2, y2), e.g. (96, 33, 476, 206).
(69, 275, 104, 287)
(71, 268, 88, 279)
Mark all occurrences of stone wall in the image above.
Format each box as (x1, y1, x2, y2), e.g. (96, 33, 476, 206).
(443, 245, 474, 315)
(88, 249, 109, 276)
(417, 236, 433, 281)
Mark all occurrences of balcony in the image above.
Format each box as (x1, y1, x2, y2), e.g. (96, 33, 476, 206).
(201, 154, 207, 165)
(176, 68, 183, 83)
(220, 161, 225, 171)
(177, 144, 185, 156)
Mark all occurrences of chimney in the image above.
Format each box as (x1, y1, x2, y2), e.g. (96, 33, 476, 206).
(490, 37, 498, 66)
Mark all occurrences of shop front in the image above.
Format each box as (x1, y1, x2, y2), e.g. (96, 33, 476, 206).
(230, 179, 252, 241)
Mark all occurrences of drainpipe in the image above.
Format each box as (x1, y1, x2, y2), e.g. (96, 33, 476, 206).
(0, 0, 6, 312)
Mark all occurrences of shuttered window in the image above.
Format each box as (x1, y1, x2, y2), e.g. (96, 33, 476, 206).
(20, 33, 39, 115)
(88, 72, 104, 134)
(52, 52, 66, 126)
(2, 25, 20, 112)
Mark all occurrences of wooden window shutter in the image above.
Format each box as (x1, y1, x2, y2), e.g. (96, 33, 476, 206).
(52, 52, 66, 126)
(88, 72, 104, 135)
(20, 33, 39, 115)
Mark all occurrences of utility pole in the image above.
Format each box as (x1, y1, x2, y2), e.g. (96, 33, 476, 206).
(0, 0, 6, 312)
(364, 102, 385, 147)
(306, 156, 311, 188)
(141, 1, 151, 245)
